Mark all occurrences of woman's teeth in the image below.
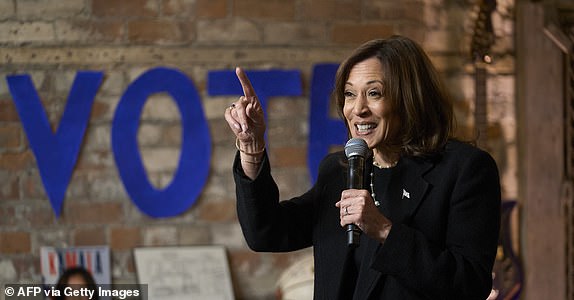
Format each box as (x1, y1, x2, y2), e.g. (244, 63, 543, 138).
(356, 124, 375, 132)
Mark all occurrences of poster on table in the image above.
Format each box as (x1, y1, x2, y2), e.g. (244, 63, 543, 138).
(40, 245, 111, 287)
(134, 245, 234, 300)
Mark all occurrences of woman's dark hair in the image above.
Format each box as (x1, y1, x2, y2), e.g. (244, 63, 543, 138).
(334, 35, 454, 157)
(53, 266, 99, 300)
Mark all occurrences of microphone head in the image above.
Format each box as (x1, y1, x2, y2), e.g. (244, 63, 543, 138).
(344, 138, 370, 159)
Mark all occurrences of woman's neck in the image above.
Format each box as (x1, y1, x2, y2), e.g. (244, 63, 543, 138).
(372, 147, 400, 168)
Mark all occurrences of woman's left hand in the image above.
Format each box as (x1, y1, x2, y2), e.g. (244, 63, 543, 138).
(336, 189, 393, 242)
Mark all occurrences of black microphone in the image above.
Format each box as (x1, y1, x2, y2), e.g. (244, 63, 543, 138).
(344, 138, 371, 247)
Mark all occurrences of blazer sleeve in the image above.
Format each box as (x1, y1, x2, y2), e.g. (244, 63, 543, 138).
(371, 148, 501, 300)
(233, 151, 322, 252)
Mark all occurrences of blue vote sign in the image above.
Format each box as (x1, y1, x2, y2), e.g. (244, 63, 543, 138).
(5, 65, 346, 218)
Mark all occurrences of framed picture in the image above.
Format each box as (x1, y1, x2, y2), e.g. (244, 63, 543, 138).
(134, 245, 234, 300)
(40, 246, 112, 300)
(40, 245, 111, 286)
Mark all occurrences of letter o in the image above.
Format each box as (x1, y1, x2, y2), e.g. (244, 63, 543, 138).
(112, 67, 211, 217)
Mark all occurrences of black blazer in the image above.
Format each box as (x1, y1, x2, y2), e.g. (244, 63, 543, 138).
(234, 140, 501, 300)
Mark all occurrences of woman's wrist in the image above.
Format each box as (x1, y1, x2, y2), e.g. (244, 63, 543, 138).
(236, 138, 265, 164)
(240, 152, 263, 164)
(236, 138, 265, 155)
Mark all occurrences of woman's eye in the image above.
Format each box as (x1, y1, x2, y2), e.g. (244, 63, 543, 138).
(344, 91, 355, 98)
(368, 90, 382, 97)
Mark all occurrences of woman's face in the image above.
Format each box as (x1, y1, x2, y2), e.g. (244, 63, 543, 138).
(65, 274, 90, 300)
(343, 57, 397, 149)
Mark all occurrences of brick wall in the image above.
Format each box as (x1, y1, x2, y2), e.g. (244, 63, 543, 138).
(0, 0, 516, 299)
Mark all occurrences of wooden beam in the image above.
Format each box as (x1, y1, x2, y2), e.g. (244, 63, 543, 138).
(516, 1, 568, 299)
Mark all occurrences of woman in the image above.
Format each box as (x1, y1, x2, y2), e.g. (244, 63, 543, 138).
(224, 35, 501, 299)
(52, 266, 99, 300)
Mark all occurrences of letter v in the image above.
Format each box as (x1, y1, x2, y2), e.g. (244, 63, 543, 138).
(6, 72, 104, 217)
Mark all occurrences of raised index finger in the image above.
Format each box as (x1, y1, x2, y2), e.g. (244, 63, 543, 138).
(236, 67, 256, 98)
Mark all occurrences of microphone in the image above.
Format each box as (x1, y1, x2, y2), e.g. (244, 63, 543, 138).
(344, 138, 371, 247)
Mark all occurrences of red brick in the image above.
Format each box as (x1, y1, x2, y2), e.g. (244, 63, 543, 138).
(364, 2, 424, 23)
(197, 0, 227, 18)
(162, 0, 194, 17)
(90, 101, 111, 121)
(21, 172, 47, 199)
(0, 206, 16, 226)
(110, 227, 141, 250)
(198, 200, 237, 222)
(74, 227, 107, 246)
(0, 174, 19, 200)
(0, 125, 20, 148)
(92, 0, 158, 17)
(0, 101, 19, 122)
(233, 0, 295, 21)
(29, 206, 57, 227)
(65, 202, 123, 224)
(300, 0, 361, 21)
(0, 231, 31, 254)
(0, 151, 34, 171)
(332, 24, 394, 45)
(271, 146, 307, 168)
(180, 20, 195, 42)
(12, 256, 40, 278)
(63, 20, 124, 43)
(128, 20, 184, 44)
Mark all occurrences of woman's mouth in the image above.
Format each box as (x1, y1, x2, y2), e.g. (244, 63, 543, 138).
(355, 123, 376, 134)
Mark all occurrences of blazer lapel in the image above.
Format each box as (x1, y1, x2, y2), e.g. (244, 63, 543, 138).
(390, 157, 433, 224)
(352, 158, 434, 299)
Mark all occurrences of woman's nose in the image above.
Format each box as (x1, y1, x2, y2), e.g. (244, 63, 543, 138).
(352, 94, 369, 116)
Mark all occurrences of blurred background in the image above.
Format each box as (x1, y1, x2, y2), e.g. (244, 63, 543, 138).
(0, 0, 572, 299)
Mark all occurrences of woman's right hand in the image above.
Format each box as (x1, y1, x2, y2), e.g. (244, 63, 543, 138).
(225, 67, 266, 148)
(224, 67, 266, 177)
